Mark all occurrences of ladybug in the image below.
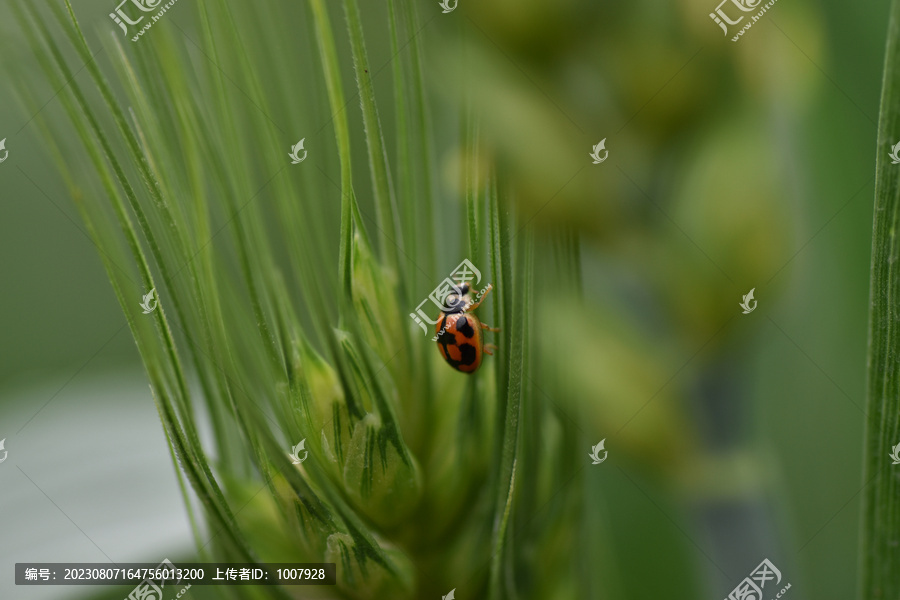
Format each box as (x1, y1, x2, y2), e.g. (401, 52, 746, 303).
(435, 283, 499, 373)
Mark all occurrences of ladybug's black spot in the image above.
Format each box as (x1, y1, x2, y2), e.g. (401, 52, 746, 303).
(458, 343, 477, 365)
(437, 340, 462, 371)
(437, 326, 456, 345)
(456, 316, 475, 338)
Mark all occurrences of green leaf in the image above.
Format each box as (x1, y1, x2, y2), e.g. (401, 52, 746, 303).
(488, 226, 532, 600)
(344, 0, 404, 286)
(404, 0, 438, 277)
(862, 1, 900, 597)
(464, 114, 482, 265)
(387, 0, 417, 301)
(307, 0, 367, 302)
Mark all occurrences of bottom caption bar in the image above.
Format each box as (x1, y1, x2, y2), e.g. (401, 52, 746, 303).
(16, 561, 336, 586)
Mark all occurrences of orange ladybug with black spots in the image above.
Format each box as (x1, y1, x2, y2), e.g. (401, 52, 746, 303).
(435, 283, 499, 373)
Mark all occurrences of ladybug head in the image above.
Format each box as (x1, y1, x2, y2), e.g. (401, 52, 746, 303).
(442, 283, 470, 313)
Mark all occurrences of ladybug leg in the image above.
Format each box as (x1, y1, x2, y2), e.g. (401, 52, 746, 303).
(483, 343, 498, 356)
(482, 323, 501, 332)
(465, 283, 493, 312)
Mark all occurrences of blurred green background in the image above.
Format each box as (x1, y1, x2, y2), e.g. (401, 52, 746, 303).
(0, 0, 886, 598)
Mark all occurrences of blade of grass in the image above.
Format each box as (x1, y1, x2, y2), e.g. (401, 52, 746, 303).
(861, 0, 900, 597)
(404, 0, 437, 276)
(464, 114, 481, 264)
(52, 0, 258, 510)
(488, 172, 513, 489)
(108, 32, 242, 473)
(194, 0, 287, 377)
(343, 0, 410, 328)
(46, 2, 216, 458)
(387, 0, 417, 302)
(307, 0, 367, 302)
(342, 0, 403, 275)
(488, 227, 531, 600)
(28, 1, 276, 569)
